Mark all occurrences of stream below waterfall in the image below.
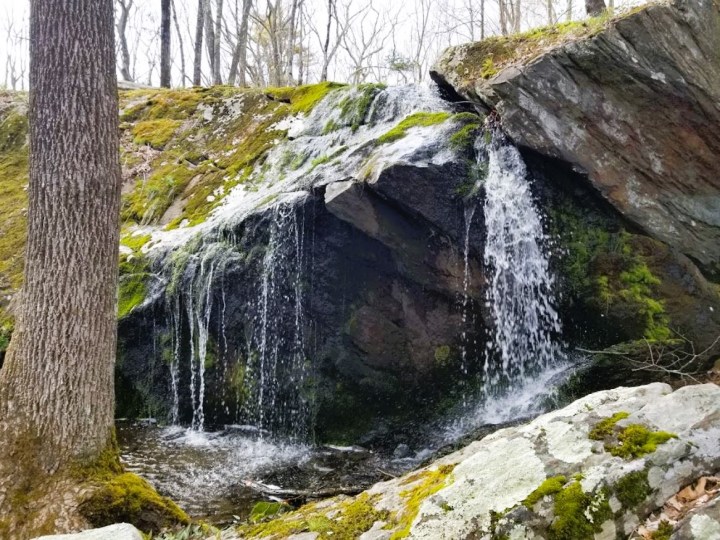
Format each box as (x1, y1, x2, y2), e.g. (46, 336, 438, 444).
(119, 130, 579, 524)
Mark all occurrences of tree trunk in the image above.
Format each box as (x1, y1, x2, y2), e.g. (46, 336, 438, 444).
(204, 0, 217, 84)
(227, 0, 252, 86)
(320, 0, 333, 82)
(160, 0, 172, 87)
(117, 0, 134, 82)
(585, 0, 606, 16)
(0, 0, 121, 533)
(193, 0, 205, 85)
(212, 0, 223, 85)
(285, 0, 300, 85)
(171, 0, 187, 86)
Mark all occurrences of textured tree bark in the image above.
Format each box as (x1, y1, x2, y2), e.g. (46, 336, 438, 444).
(0, 0, 121, 534)
(586, 0, 607, 16)
(161, 0, 172, 87)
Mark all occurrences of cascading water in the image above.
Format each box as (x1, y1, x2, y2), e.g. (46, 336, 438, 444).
(481, 132, 565, 398)
(445, 130, 568, 438)
(242, 198, 310, 440)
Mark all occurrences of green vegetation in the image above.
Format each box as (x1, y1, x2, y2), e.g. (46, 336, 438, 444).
(523, 475, 567, 508)
(450, 122, 483, 150)
(548, 199, 671, 342)
(453, 13, 615, 83)
(588, 411, 629, 440)
(118, 272, 150, 319)
(377, 112, 451, 144)
(589, 413, 676, 459)
(614, 470, 650, 508)
(608, 424, 676, 460)
(335, 83, 386, 132)
(0, 104, 29, 329)
(150, 524, 212, 540)
(249, 501, 290, 523)
(266, 81, 346, 114)
(618, 263, 670, 340)
(132, 119, 183, 149)
(389, 464, 455, 539)
(79, 472, 190, 533)
(434, 345, 451, 366)
(652, 520, 674, 540)
(118, 232, 153, 319)
(237, 493, 387, 539)
(549, 482, 612, 540)
(120, 87, 206, 122)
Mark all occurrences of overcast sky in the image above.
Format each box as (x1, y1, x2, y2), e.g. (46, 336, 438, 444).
(1, 0, 644, 90)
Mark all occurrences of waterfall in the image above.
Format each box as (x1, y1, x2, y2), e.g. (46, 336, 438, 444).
(243, 199, 310, 440)
(480, 132, 565, 398)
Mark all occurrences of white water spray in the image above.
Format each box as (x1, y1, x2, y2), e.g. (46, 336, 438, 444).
(481, 133, 565, 398)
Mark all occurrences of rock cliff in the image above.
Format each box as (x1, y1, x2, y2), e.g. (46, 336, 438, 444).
(432, 0, 720, 275)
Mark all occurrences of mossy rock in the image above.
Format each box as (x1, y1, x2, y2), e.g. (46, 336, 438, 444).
(79, 472, 190, 533)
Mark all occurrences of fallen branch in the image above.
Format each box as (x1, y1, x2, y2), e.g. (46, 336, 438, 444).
(242, 479, 365, 501)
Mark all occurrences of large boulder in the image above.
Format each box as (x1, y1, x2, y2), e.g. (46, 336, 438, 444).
(234, 383, 720, 539)
(432, 0, 720, 275)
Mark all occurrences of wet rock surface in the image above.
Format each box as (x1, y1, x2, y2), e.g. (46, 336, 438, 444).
(229, 383, 720, 539)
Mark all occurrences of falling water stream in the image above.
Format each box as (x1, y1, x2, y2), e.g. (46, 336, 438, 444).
(119, 91, 575, 522)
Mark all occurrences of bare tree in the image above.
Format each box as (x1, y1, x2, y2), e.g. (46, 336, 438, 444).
(117, 0, 134, 81)
(227, 0, 253, 85)
(193, 0, 205, 85)
(305, 0, 355, 82)
(161, 0, 172, 87)
(171, 0, 188, 85)
(339, 3, 395, 84)
(212, 0, 224, 84)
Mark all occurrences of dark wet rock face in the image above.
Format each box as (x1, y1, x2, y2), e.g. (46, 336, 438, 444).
(433, 0, 720, 275)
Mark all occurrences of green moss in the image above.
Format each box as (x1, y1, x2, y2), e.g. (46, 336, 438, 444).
(122, 159, 198, 225)
(480, 58, 498, 79)
(434, 345, 451, 366)
(336, 83, 386, 132)
(132, 119, 183, 149)
(118, 272, 150, 319)
(79, 472, 190, 533)
(0, 105, 29, 326)
(377, 112, 451, 144)
(452, 13, 614, 84)
(450, 123, 482, 150)
(548, 197, 670, 341)
(523, 475, 567, 508)
(266, 81, 346, 114)
(614, 469, 650, 509)
(651, 520, 674, 540)
(390, 464, 455, 539)
(121, 233, 152, 253)
(589, 411, 630, 440)
(249, 501, 290, 524)
(238, 493, 387, 539)
(608, 424, 677, 459)
(549, 482, 612, 540)
(619, 263, 670, 340)
(120, 87, 205, 122)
